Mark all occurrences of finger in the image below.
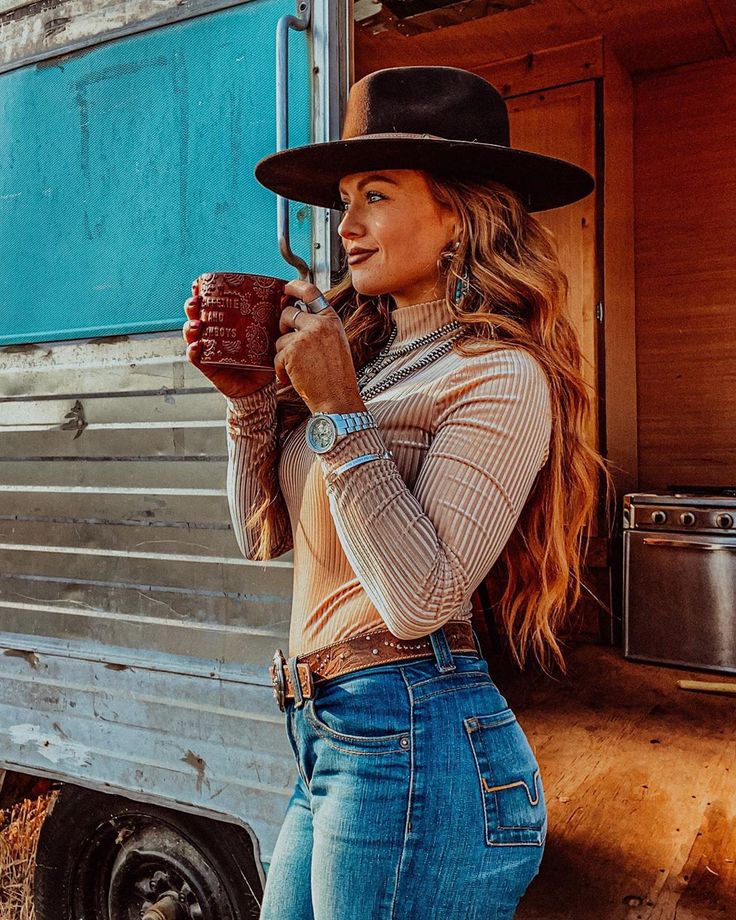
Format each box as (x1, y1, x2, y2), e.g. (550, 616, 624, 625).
(182, 319, 203, 344)
(186, 340, 203, 364)
(184, 297, 201, 321)
(273, 353, 287, 385)
(274, 330, 299, 351)
(283, 280, 324, 302)
(279, 304, 305, 335)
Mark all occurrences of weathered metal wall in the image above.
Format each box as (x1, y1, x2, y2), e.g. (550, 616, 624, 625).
(0, 0, 326, 876)
(0, 331, 298, 872)
(0, 0, 268, 74)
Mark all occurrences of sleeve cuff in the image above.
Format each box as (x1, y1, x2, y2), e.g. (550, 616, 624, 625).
(225, 379, 277, 435)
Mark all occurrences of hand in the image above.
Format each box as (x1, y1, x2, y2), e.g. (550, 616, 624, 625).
(182, 284, 275, 399)
(276, 280, 367, 415)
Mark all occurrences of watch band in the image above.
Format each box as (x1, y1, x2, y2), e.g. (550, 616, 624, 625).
(324, 410, 376, 436)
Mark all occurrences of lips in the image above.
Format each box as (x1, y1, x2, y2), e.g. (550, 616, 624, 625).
(347, 250, 376, 265)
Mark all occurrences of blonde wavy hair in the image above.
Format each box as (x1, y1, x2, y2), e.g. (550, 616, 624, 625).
(244, 171, 614, 677)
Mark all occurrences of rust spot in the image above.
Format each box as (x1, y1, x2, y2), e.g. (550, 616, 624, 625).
(52, 722, 69, 739)
(182, 750, 207, 794)
(1, 0, 65, 27)
(4, 649, 39, 669)
(61, 400, 87, 440)
(44, 16, 70, 39)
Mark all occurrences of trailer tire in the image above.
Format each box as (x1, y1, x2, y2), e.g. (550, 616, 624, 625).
(34, 784, 263, 920)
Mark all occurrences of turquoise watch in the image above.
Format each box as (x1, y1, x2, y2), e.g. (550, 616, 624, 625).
(305, 411, 376, 454)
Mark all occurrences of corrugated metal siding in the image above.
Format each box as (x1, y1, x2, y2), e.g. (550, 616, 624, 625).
(0, 332, 297, 870)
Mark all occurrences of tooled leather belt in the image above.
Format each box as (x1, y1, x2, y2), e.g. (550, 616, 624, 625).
(268, 620, 480, 712)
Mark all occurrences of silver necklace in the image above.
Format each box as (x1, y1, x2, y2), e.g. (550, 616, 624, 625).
(359, 333, 463, 401)
(357, 320, 462, 388)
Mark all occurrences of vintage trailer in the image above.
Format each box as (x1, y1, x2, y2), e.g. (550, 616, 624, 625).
(0, 0, 733, 916)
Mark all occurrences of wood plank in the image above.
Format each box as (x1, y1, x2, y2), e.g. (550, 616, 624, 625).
(354, 0, 727, 80)
(634, 55, 736, 489)
(475, 37, 603, 97)
(504, 81, 599, 457)
(601, 41, 637, 499)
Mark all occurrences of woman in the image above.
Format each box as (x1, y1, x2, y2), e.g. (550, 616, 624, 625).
(183, 66, 611, 919)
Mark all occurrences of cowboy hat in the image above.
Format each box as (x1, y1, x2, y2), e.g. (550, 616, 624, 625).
(254, 65, 594, 213)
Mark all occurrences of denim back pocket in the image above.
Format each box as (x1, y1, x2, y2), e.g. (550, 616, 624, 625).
(464, 707, 547, 847)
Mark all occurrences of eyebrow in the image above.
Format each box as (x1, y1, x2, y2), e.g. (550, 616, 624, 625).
(338, 174, 399, 196)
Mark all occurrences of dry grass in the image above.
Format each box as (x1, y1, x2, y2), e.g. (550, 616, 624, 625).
(0, 793, 55, 920)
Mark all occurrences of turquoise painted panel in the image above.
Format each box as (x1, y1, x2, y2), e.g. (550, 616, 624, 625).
(0, 2, 312, 346)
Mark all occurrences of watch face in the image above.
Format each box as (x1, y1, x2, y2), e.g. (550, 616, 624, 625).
(308, 416, 336, 452)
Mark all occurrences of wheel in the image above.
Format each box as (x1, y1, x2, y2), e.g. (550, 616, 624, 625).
(34, 784, 262, 920)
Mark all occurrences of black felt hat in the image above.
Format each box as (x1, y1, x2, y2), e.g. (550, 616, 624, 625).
(254, 65, 594, 213)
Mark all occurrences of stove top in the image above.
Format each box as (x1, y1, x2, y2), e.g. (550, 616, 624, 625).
(623, 488, 736, 533)
(667, 484, 736, 498)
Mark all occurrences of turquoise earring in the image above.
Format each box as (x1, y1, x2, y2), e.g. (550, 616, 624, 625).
(450, 240, 471, 308)
(453, 265, 471, 307)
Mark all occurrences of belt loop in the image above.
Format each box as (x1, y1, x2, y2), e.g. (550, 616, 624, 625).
(430, 625, 456, 673)
(287, 655, 305, 708)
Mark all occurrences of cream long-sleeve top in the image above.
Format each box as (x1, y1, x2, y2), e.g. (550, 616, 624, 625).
(225, 296, 552, 658)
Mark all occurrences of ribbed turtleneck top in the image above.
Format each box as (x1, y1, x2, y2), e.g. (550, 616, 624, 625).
(225, 297, 552, 658)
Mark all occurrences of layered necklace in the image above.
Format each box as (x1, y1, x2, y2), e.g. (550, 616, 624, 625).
(356, 302, 463, 401)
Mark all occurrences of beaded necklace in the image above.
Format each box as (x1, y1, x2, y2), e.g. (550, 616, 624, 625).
(357, 319, 462, 388)
(356, 300, 464, 400)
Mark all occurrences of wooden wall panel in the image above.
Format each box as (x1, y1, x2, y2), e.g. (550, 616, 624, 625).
(503, 81, 599, 456)
(601, 43, 637, 498)
(634, 55, 736, 489)
(353, 0, 732, 80)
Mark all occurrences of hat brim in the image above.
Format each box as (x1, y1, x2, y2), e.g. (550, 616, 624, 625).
(254, 136, 594, 213)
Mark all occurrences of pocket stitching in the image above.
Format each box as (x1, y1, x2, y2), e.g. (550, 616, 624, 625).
(464, 712, 546, 847)
(416, 680, 494, 704)
(305, 699, 409, 747)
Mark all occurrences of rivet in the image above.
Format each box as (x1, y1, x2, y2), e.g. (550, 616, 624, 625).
(400, 737, 410, 748)
(372, 648, 379, 655)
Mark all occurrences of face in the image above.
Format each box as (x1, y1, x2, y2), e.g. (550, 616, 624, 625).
(337, 169, 457, 309)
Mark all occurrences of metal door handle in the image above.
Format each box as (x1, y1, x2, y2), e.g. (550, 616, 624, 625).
(642, 537, 736, 551)
(275, 0, 312, 283)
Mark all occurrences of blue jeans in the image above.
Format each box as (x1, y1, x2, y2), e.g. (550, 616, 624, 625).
(260, 627, 547, 919)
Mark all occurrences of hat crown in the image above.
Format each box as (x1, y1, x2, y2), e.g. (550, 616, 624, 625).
(342, 66, 510, 147)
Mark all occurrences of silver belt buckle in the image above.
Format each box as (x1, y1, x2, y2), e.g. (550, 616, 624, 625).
(271, 648, 287, 712)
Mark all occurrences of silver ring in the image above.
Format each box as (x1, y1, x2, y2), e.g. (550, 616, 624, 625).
(291, 306, 302, 325)
(304, 293, 331, 314)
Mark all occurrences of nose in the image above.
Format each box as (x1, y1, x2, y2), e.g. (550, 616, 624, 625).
(337, 208, 362, 241)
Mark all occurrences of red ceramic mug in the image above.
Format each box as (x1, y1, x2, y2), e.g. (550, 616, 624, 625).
(193, 272, 287, 371)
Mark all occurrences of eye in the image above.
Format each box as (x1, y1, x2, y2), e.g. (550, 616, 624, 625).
(339, 191, 385, 212)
